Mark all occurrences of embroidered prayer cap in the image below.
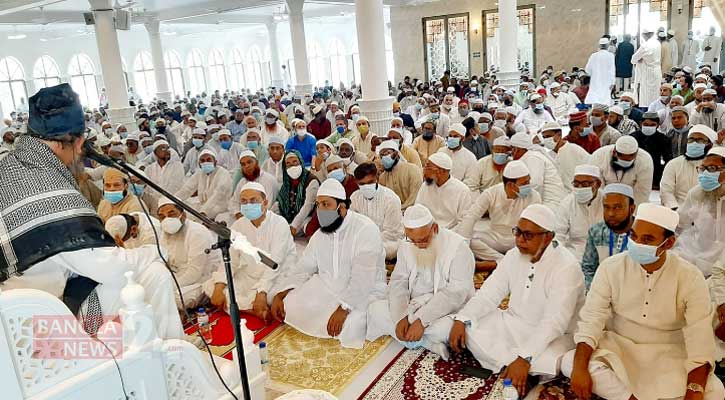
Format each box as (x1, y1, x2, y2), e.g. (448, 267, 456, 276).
(602, 183, 634, 200)
(103, 167, 126, 183)
(540, 121, 562, 133)
(503, 160, 529, 179)
(569, 111, 588, 122)
(574, 164, 601, 180)
(105, 215, 128, 239)
(317, 178, 346, 200)
(520, 204, 557, 232)
(377, 139, 400, 154)
(239, 149, 257, 161)
(152, 140, 169, 151)
(449, 123, 466, 136)
(671, 105, 689, 116)
(635, 203, 679, 232)
(28, 83, 85, 138)
(402, 204, 434, 229)
(615, 136, 638, 155)
(198, 148, 218, 162)
(689, 124, 717, 143)
(317, 139, 334, 151)
(510, 132, 532, 150)
(609, 105, 624, 116)
(493, 136, 511, 147)
(126, 132, 141, 142)
(312, 105, 324, 115)
(267, 136, 285, 146)
(241, 182, 266, 197)
(428, 152, 453, 170)
(505, 106, 520, 116)
(591, 103, 609, 112)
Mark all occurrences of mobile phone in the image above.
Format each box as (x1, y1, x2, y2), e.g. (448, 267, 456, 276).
(459, 365, 493, 380)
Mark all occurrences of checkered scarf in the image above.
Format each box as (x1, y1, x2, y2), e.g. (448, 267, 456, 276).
(0, 135, 115, 281)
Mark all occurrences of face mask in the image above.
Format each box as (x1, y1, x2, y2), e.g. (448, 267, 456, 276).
(641, 126, 657, 136)
(161, 217, 183, 235)
(104, 190, 124, 204)
(620, 101, 631, 111)
(352, 114, 360, 121)
(503, 99, 513, 106)
(422, 130, 435, 139)
(241, 203, 264, 220)
(516, 183, 532, 198)
(447, 137, 461, 149)
(336, 126, 345, 134)
(359, 183, 377, 200)
(573, 187, 594, 204)
(200, 162, 215, 174)
(287, 165, 303, 179)
(296, 129, 307, 138)
(459, 109, 469, 117)
(317, 206, 340, 228)
(329, 169, 345, 182)
(698, 170, 722, 191)
(542, 137, 556, 150)
(358, 125, 369, 135)
(265, 117, 276, 125)
(415, 103, 423, 110)
(580, 127, 592, 137)
(401, 340, 424, 350)
(492, 152, 508, 165)
(131, 183, 145, 196)
(247, 140, 259, 150)
(192, 138, 204, 148)
(144, 145, 154, 154)
(479, 122, 490, 132)
(220, 141, 232, 150)
(252, 112, 261, 119)
(660, 95, 671, 103)
(382, 155, 396, 170)
(561, 86, 570, 93)
(120, 132, 128, 139)
(615, 158, 634, 168)
(493, 120, 507, 129)
(430, 112, 440, 121)
(627, 240, 664, 265)
(686, 142, 707, 158)
(590, 116, 604, 127)
(534, 103, 544, 111)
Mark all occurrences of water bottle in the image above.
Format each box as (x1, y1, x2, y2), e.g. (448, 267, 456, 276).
(197, 307, 213, 343)
(259, 341, 269, 373)
(502, 378, 519, 400)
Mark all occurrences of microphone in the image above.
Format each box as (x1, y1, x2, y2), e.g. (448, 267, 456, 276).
(83, 141, 116, 167)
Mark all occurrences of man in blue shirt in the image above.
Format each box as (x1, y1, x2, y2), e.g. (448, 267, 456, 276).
(286, 118, 317, 167)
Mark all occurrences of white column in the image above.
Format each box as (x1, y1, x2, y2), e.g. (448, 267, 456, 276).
(286, 0, 313, 94)
(266, 21, 285, 89)
(354, 0, 394, 135)
(145, 20, 172, 103)
(89, 0, 135, 129)
(497, 0, 519, 88)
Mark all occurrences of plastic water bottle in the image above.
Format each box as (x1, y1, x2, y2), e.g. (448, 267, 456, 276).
(197, 308, 213, 343)
(502, 378, 519, 400)
(259, 342, 269, 373)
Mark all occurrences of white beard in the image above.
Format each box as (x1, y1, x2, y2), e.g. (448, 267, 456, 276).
(414, 236, 438, 270)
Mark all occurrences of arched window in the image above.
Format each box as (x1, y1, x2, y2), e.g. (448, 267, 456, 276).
(0, 57, 27, 116)
(385, 34, 395, 85)
(262, 47, 272, 88)
(307, 41, 327, 88)
(351, 40, 361, 86)
(328, 39, 348, 88)
(68, 54, 99, 108)
(164, 50, 185, 98)
(229, 48, 246, 91)
(208, 48, 227, 92)
(244, 46, 264, 92)
(186, 49, 206, 95)
(133, 51, 156, 102)
(33, 55, 61, 92)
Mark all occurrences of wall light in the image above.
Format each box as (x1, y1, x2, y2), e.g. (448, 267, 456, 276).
(473, 22, 480, 35)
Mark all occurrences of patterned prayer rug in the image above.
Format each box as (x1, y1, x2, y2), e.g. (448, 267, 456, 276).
(534, 378, 603, 400)
(265, 325, 391, 395)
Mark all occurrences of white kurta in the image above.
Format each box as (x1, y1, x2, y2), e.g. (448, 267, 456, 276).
(455, 243, 585, 376)
(350, 185, 404, 259)
(574, 252, 721, 400)
(520, 150, 567, 209)
(514, 108, 555, 135)
(217, 143, 244, 172)
(262, 122, 290, 145)
(701, 34, 723, 71)
(272, 211, 387, 348)
(202, 211, 296, 311)
(463, 155, 504, 193)
(175, 166, 233, 220)
(122, 212, 160, 249)
(585, 50, 616, 105)
(545, 93, 579, 120)
(437, 146, 477, 182)
(145, 159, 186, 201)
(659, 155, 702, 209)
(670, 37, 679, 67)
(631, 36, 662, 106)
(415, 177, 472, 230)
(554, 142, 592, 192)
(224, 171, 280, 225)
(675, 185, 725, 277)
(589, 145, 654, 205)
(554, 191, 604, 260)
(689, 103, 725, 132)
(261, 157, 283, 183)
(682, 39, 701, 70)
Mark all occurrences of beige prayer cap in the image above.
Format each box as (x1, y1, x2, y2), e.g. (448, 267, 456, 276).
(540, 121, 562, 134)
(520, 204, 557, 232)
(103, 168, 126, 182)
(574, 164, 602, 180)
(503, 160, 529, 179)
(105, 215, 128, 239)
(689, 124, 717, 143)
(635, 203, 679, 232)
(402, 204, 434, 229)
(317, 178, 346, 200)
(615, 136, 638, 155)
(428, 152, 453, 170)
(241, 181, 267, 197)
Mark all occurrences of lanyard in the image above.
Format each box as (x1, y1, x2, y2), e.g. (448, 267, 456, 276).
(609, 230, 629, 257)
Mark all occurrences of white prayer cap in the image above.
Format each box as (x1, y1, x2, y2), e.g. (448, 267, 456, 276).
(449, 123, 466, 136)
(325, 154, 344, 168)
(488, 101, 500, 109)
(549, 82, 561, 89)
(357, 115, 370, 123)
(312, 104, 324, 115)
(446, 86, 455, 93)
(469, 111, 481, 122)
(668, 29, 675, 35)
(268, 136, 285, 146)
(707, 146, 725, 158)
(615, 136, 638, 155)
(338, 138, 354, 150)
(239, 149, 257, 161)
(157, 196, 177, 210)
(317, 178, 346, 200)
(428, 152, 453, 170)
(602, 183, 635, 200)
(620, 92, 635, 100)
(218, 128, 232, 138)
(391, 116, 404, 124)
(198, 148, 217, 161)
(529, 93, 542, 102)
(493, 136, 511, 147)
(510, 132, 532, 149)
(694, 82, 708, 90)
(642, 27, 655, 34)
(696, 73, 709, 80)
(110, 144, 125, 153)
(152, 140, 169, 151)
(635, 203, 679, 232)
(520, 204, 557, 232)
(97, 135, 111, 147)
(240, 181, 266, 197)
(480, 112, 493, 120)
(505, 106, 520, 116)
(388, 127, 404, 136)
(503, 160, 529, 179)
(658, 31, 667, 38)
(192, 127, 206, 136)
(316, 139, 334, 151)
(402, 204, 434, 229)
(598, 38, 610, 45)
(574, 164, 601, 180)
(610, 105, 624, 116)
(540, 121, 562, 133)
(266, 109, 279, 117)
(125, 132, 140, 142)
(105, 215, 128, 239)
(689, 124, 717, 143)
(704, 88, 718, 96)
(377, 139, 399, 154)
(471, 98, 484, 105)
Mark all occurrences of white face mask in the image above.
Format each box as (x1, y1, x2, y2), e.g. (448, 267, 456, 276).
(359, 183, 378, 200)
(287, 165, 303, 179)
(161, 217, 183, 235)
(542, 137, 557, 150)
(493, 120, 507, 128)
(296, 129, 307, 138)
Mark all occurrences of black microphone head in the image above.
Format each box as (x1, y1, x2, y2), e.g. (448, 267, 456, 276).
(83, 141, 115, 167)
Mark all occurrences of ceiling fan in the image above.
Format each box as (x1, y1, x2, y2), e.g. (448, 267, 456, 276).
(30, 6, 68, 26)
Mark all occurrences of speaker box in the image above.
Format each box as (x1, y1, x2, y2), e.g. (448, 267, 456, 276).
(115, 9, 131, 30)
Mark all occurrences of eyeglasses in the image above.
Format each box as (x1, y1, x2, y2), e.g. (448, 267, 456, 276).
(687, 138, 710, 145)
(512, 226, 549, 241)
(697, 165, 725, 173)
(571, 180, 597, 188)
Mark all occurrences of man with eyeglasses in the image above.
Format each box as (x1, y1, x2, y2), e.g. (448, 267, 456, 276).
(660, 124, 717, 210)
(367, 204, 474, 359)
(450, 204, 584, 397)
(565, 203, 724, 400)
(455, 160, 541, 263)
(674, 146, 725, 277)
(590, 135, 654, 205)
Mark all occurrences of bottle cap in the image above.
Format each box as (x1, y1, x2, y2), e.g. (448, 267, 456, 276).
(503, 378, 512, 385)
(198, 307, 205, 312)
(259, 342, 267, 348)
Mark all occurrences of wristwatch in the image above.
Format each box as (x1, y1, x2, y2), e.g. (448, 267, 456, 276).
(687, 382, 704, 393)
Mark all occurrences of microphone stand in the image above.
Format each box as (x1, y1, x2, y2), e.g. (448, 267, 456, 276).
(87, 146, 271, 400)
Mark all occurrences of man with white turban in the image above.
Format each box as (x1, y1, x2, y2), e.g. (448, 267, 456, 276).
(368, 204, 474, 359)
(464, 136, 510, 192)
(203, 182, 296, 320)
(539, 122, 590, 193)
(270, 179, 386, 348)
(105, 212, 160, 249)
(378, 140, 424, 210)
(451, 204, 585, 397)
(589, 135, 654, 205)
(415, 152, 472, 230)
(145, 140, 185, 203)
(437, 123, 477, 181)
(175, 148, 233, 221)
(553, 165, 604, 260)
(456, 160, 542, 262)
(510, 132, 567, 209)
(563, 203, 724, 400)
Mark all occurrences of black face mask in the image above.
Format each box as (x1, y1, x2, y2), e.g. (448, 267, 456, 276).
(503, 99, 513, 106)
(422, 130, 435, 140)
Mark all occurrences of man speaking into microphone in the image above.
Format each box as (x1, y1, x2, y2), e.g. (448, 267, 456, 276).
(0, 83, 182, 339)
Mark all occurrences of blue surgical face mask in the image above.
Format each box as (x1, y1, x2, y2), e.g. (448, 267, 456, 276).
(240, 203, 264, 220)
(447, 136, 461, 149)
(615, 158, 634, 168)
(415, 103, 423, 110)
(192, 138, 204, 148)
(534, 103, 544, 111)
(220, 141, 232, 150)
(573, 187, 594, 204)
(144, 145, 154, 154)
(627, 239, 665, 265)
(430, 112, 440, 120)
(492, 152, 509, 165)
(247, 140, 259, 150)
(698, 170, 722, 191)
(382, 155, 396, 170)
(641, 126, 657, 136)
(317, 206, 340, 228)
(620, 101, 631, 111)
(580, 127, 593, 137)
(131, 183, 145, 196)
(516, 183, 532, 198)
(328, 168, 346, 182)
(686, 142, 707, 158)
(479, 122, 490, 132)
(336, 126, 345, 134)
(252, 112, 261, 119)
(200, 162, 215, 174)
(104, 190, 124, 204)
